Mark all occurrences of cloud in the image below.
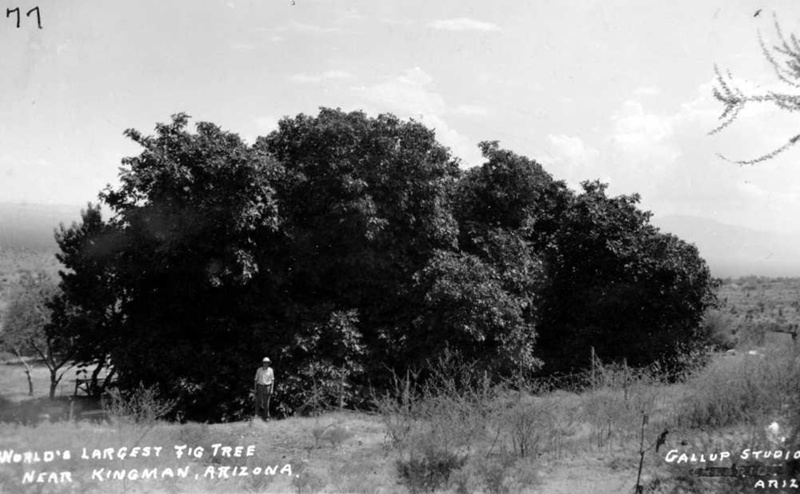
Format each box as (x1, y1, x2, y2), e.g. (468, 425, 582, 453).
(354, 67, 482, 167)
(357, 67, 445, 116)
(397, 67, 434, 87)
(261, 21, 344, 35)
(428, 18, 500, 32)
(239, 115, 281, 144)
(452, 104, 492, 117)
(544, 82, 800, 233)
(606, 100, 681, 179)
(545, 134, 601, 188)
(476, 72, 527, 89)
(334, 7, 365, 23)
(255, 116, 279, 134)
(288, 70, 353, 84)
(633, 86, 661, 97)
(229, 42, 256, 52)
(611, 100, 673, 144)
(547, 134, 599, 164)
(289, 22, 343, 34)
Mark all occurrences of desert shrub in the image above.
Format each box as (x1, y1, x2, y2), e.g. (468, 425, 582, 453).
(102, 383, 176, 425)
(332, 457, 389, 494)
(419, 353, 499, 448)
(474, 455, 515, 494)
(310, 419, 354, 449)
(583, 390, 632, 448)
(452, 453, 540, 494)
(372, 369, 421, 449)
(415, 391, 488, 454)
(579, 361, 662, 448)
(451, 454, 510, 494)
(397, 442, 467, 494)
(602, 363, 660, 412)
(375, 353, 547, 492)
(699, 309, 737, 350)
(322, 424, 353, 448)
(372, 359, 483, 491)
(538, 395, 581, 460)
(735, 319, 769, 346)
(374, 352, 497, 452)
(495, 400, 555, 458)
(276, 364, 339, 418)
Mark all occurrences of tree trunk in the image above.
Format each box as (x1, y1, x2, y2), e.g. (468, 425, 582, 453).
(102, 367, 117, 393)
(90, 359, 105, 396)
(49, 370, 58, 399)
(25, 368, 33, 396)
(339, 370, 345, 410)
(12, 349, 34, 396)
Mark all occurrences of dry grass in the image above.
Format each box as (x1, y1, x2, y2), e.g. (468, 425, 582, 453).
(4, 342, 800, 493)
(0, 410, 394, 493)
(674, 343, 800, 430)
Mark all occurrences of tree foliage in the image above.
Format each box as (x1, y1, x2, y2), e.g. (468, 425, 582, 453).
(51, 203, 122, 395)
(536, 181, 717, 372)
(254, 109, 461, 384)
(50, 109, 717, 421)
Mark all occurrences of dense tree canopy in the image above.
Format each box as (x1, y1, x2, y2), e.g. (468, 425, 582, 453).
(253, 109, 461, 384)
(51, 109, 717, 421)
(536, 181, 717, 373)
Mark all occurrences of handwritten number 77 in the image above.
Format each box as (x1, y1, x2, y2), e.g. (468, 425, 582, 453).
(6, 7, 42, 29)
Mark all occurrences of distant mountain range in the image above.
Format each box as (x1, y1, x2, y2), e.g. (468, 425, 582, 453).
(652, 214, 800, 278)
(0, 203, 84, 251)
(1, 203, 798, 278)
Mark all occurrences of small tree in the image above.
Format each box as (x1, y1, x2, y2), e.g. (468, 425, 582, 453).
(1, 282, 37, 396)
(2, 272, 76, 398)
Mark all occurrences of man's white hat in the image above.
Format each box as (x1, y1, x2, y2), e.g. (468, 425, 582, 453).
(263, 357, 271, 362)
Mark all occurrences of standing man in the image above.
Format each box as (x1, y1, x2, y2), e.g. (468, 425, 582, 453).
(254, 357, 274, 420)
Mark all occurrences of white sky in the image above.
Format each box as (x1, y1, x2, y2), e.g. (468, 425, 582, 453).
(4, 0, 800, 234)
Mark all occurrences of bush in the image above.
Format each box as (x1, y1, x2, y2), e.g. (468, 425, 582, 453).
(372, 369, 420, 449)
(311, 420, 354, 449)
(700, 309, 736, 350)
(456, 454, 540, 494)
(332, 457, 388, 494)
(374, 352, 497, 453)
(375, 353, 546, 492)
(474, 455, 516, 494)
(497, 400, 554, 458)
(102, 383, 176, 425)
(735, 320, 773, 347)
(578, 360, 662, 449)
(397, 444, 467, 494)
